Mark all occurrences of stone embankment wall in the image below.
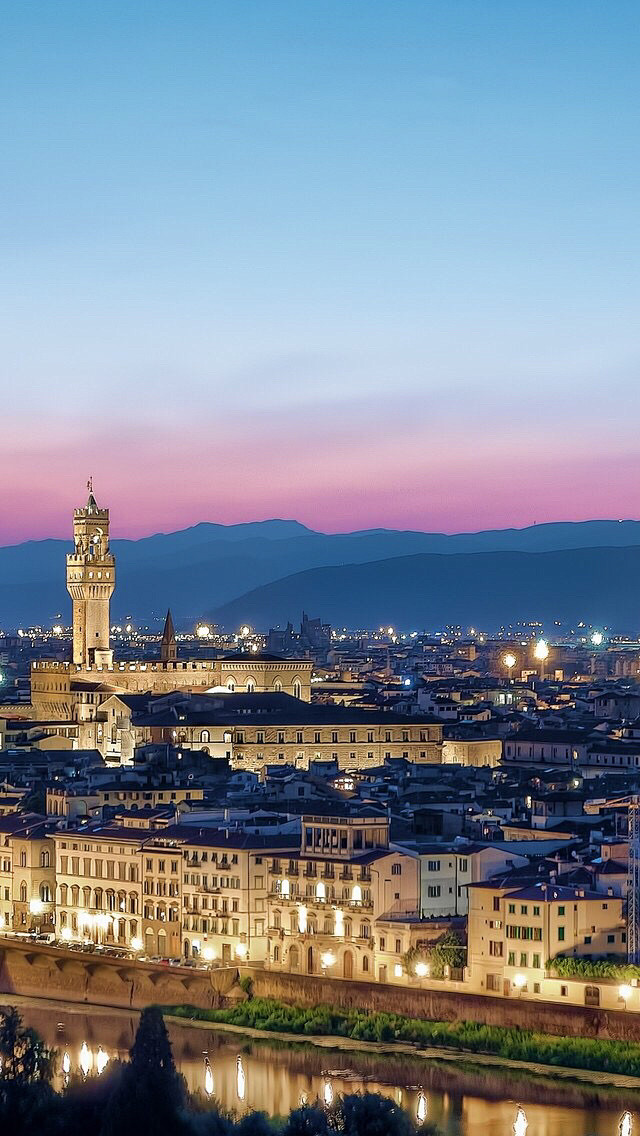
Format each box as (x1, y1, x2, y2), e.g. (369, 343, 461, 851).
(245, 967, 640, 1042)
(0, 939, 239, 1011)
(2, 938, 640, 1045)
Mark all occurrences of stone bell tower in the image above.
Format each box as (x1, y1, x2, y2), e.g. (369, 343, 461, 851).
(66, 481, 115, 667)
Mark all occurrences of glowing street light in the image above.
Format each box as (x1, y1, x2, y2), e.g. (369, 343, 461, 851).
(591, 631, 604, 646)
(415, 961, 429, 978)
(513, 973, 527, 995)
(196, 624, 211, 639)
(130, 936, 143, 952)
(534, 638, 549, 679)
(235, 942, 248, 959)
(321, 951, 336, 970)
(503, 652, 517, 680)
(619, 983, 633, 1008)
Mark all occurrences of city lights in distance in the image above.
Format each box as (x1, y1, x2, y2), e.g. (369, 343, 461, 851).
(503, 653, 516, 670)
(196, 624, 211, 638)
(591, 631, 603, 646)
(52, 624, 63, 635)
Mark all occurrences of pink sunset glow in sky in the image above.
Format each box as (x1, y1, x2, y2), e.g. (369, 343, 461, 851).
(3, 3, 640, 545)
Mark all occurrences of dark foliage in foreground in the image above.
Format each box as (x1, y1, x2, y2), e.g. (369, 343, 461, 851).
(0, 1007, 437, 1136)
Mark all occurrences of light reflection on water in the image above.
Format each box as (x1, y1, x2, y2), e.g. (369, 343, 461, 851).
(6, 1001, 640, 1136)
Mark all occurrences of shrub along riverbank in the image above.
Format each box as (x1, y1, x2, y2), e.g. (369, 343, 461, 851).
(164, 997, 640, 1079)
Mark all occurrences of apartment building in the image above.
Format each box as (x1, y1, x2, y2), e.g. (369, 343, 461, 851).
(52, 824, 145, 948)
(468, 881, 625, 998)
(0, 814, 55, 933)
(408, 842, 529, 918)
(266, 810, 419, 981)
(167, 827, 298, 963)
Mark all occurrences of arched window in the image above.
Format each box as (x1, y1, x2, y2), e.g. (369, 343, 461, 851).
(281, 878, 290, 898)
(40, 849, 50, 868)
(293, 680, 302, 700)
(19, 882, 27, 903)
(227, 679, 236, 692)
(274, 945, 280, 962)
(59, 884, 68, 905)
(273, 679, 283, 693)
(200, 730, 210, 744)
(363, 955, 370, 972)
(246, 679, 256, 692)
(19, 851, 26, 868)
(40, 882, 51, 903)
(315, 881, 326, 900)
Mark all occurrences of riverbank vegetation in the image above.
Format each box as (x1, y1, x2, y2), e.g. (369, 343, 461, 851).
(0, 1006, 436, 1136)
(166, 997, 640, 1078)
(549, 955, 640, 981)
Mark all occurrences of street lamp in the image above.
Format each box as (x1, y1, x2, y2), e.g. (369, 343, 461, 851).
(321, 951, 336, 970)
(415, 961, 429, 978)
(534, 638, 549, 680)
(619, 983, 633, 1009)
(503, 653, 517, 682)
(591, 631, 603, 646)
(513, 973, 527, 996)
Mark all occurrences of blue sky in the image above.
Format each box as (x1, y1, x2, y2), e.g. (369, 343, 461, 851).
(2, 1, 639, 540)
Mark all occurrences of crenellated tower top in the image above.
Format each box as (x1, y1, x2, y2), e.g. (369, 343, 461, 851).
(66, 484, 116, 667)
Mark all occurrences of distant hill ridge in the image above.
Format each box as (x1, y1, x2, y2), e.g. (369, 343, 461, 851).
(1, 517, 639, 629)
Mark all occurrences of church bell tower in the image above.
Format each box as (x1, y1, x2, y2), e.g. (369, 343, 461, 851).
(66, 482, 115, 667)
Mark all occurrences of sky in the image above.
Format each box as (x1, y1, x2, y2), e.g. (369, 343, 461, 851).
(2, 1, 640, 543)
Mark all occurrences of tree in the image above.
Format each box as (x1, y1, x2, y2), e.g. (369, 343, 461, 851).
(334, 1092, 418, 1136)
(430, 931, 465, 978)
(0, 1008, 56, 1136)
(282, 1104, 329, 1136)
(101, 1006, 188, 1136)
(0, 1008, 53, 1085)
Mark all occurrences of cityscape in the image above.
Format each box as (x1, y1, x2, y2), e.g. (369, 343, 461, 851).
(3, 2, 640, 1134)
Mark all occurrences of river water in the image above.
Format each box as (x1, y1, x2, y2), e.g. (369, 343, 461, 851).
(5, 999, 639, 1136)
